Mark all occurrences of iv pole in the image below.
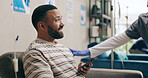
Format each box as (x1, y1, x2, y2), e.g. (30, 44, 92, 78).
(125, 6, 128, 54)
(111, 0, 114, 69)
(11, 1, 19, 78)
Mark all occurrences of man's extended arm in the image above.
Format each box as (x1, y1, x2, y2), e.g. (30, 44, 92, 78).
(69, 32, 131, 57)
(89, 32, 132, 58)
(69, 32, 132, 58)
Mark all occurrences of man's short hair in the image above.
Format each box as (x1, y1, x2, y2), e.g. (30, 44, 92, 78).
(32, 5, 57, 30)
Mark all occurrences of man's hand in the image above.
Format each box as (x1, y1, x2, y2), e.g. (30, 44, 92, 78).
(77, 62, 93, 76)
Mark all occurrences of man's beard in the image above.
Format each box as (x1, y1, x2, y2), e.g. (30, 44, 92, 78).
(47, 25, 64, 39)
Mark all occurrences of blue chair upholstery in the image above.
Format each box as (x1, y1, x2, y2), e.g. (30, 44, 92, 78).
(127, 54, 148, 61)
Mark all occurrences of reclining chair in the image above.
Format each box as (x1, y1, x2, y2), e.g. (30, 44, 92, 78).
(0, 52, 143, 78)
(0, 52, 25, 78)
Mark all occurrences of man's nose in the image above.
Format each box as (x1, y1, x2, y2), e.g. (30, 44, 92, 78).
(60, 21, 65, 26)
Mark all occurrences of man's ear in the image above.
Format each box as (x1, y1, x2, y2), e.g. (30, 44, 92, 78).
(37, 22, 45, 30)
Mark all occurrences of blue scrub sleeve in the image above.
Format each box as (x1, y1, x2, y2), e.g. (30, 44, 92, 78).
(69, 48, 90, 56)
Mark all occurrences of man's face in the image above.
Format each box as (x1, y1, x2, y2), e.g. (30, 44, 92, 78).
(147, 1, 148, 7)
(45, 9, 64, 39)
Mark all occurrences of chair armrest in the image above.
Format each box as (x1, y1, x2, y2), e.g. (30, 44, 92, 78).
(81, 58, 148, 78)
(86, 68, 143, 78)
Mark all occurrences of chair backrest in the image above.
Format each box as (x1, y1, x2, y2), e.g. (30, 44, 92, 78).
(0, 52, 25, 78)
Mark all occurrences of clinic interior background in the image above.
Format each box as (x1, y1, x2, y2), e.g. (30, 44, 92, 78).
(1, 0, 148, 65)
(0, 0, 90, 56)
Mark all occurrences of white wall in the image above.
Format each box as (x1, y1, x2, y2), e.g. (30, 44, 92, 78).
(0, 0, 89, 55)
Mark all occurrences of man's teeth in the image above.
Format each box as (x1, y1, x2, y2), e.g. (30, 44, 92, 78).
(58, 26, 63, 30)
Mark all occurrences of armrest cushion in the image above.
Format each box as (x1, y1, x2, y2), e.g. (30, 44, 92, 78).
(86, 68, 143, 78)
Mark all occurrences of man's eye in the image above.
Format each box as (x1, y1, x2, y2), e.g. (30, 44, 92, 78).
(55, 19, 61, 22)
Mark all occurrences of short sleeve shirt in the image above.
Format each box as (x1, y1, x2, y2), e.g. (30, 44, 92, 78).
(125, 12, 148, 44)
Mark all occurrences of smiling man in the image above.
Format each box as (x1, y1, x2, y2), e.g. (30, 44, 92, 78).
(23, 5, 91, 78)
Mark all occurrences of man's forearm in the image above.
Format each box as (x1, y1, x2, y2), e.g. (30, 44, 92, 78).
(89, 32, 132, 58)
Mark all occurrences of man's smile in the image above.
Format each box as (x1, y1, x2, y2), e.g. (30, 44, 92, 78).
(58, 26, 63, 31)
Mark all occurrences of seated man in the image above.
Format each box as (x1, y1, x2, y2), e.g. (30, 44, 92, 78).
(23, 5, 91, 78)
